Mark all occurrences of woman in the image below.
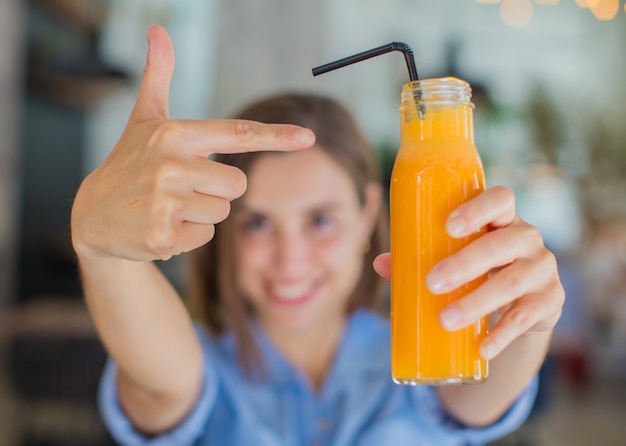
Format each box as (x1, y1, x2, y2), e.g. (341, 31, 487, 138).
(71, 26, 564, 445)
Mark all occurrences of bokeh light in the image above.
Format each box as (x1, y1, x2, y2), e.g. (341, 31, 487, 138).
(589, 0, 620, 20)
(500, 0, 534, 27)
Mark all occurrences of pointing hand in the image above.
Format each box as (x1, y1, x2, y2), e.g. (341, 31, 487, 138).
(71, 26, 315, 262)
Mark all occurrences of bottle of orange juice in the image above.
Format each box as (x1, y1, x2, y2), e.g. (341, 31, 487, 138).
(312, 43, 488, 385)
(390, 77, 488, 385)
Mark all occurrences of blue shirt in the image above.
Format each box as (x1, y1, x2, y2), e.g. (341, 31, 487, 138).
(99, 309, 537, 446)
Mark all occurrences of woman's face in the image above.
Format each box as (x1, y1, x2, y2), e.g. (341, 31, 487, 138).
(234, 146, 380, 336)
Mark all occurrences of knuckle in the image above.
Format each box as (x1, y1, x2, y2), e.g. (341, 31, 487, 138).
(535, 250, 565, 297)
(547, 309, 563, 330)
(558, 283, 566, 306)
(144, 198, 182, 248)
(153, 160, 184, 187)
(149, 121, 180, 147)
(492, 185, 515, 206)
(146, 223, 178, 254)
(227, 166, 248, 198)
(231, 120, 261, 147)
(149, 192, 182, 218)
(522, 224, 544, 248)
(551, 280, 566, 309)
(213, 198, 232, 222)
(204, 224, 216, 242)
(498, 269, 522, 295)
(507, 307, 532, 331)
(539, 248, 558, 272)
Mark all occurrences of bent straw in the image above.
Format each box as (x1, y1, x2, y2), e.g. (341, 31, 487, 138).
(312, 42, 419, 82)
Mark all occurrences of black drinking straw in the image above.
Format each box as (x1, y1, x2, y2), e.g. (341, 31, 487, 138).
(312, 42, 419, 82)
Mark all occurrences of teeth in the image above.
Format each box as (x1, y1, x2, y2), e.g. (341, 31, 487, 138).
(271, 283, 311, 300)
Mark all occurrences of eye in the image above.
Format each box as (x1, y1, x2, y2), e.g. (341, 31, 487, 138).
(240, 214, 269, 234)
(310, 212, 334, 231)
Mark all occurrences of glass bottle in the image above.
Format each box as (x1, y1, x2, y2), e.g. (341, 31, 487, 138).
(390, 77, 488, 385)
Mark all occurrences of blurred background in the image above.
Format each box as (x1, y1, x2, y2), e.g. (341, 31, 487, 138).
(0, 0, 625, 445)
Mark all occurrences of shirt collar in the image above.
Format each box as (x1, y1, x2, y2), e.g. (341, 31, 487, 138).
(247, 309, 390, 390)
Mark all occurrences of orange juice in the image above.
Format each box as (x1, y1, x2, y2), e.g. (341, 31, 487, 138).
(390, 77, 488, 385)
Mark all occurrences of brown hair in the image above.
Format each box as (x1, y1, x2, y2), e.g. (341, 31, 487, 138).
(188, 93, 389, 371)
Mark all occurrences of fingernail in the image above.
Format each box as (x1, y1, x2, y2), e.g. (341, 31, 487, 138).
(145, 30, 151, 65)
(146, 25, 154, 50)
(294, 128, 315, 146)
(426, 268, 447, 293)
(446, 210, 466, 237)
(480, 342, 497, 360)
(439, 306, 463, 331)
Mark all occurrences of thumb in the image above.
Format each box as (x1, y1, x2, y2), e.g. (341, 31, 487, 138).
(373, 253, 391, 280)
(130, 25, 175, 123)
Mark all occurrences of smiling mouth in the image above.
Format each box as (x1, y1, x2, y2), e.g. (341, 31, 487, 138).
(267, 281, 321, 305)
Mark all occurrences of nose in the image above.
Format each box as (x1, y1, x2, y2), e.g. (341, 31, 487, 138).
(273, 228, 310, 276)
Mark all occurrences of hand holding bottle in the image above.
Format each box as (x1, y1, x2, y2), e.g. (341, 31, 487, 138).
(374, 185, 565, 361)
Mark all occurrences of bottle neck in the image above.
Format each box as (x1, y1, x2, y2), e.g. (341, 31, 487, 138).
(400, 77, 475, 143)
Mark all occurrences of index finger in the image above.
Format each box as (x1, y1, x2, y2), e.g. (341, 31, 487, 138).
(445, 185, 516, 238)
(176, 119, 316, 157)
